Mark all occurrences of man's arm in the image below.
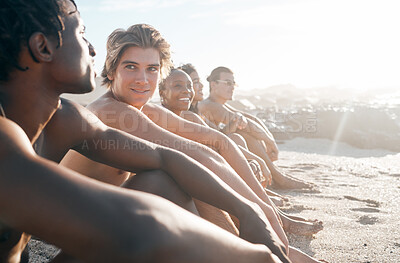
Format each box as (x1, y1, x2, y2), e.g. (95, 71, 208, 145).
(200, 102, 279, 161)
(143, 103, 274, 196)
(77, 97, 289, 251)
(225, 104, 279, 161)
(0, 118, 284, 263)
(56, 100, 289, 259)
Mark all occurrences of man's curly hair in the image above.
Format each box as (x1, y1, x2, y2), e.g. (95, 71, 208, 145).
(0, 0, 76, 81)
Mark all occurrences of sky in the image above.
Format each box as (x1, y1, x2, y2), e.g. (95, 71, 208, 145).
(75, 0, 400, 92)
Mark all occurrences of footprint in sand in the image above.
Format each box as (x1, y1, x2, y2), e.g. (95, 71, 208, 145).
(280, 204, 313, 213)
(338, 183, 357, 187)
(351, 208, 380, 213)
(289, 169, 306, 173)
(343, 195, 380, 208)
(357, 215, 379, 225)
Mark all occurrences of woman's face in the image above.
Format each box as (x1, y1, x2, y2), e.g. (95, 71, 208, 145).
(189, 71, 204, 102)
(161, 70, 194, 114)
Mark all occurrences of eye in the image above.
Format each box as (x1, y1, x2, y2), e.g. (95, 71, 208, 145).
(125, 65, 136, 70)
(147, 66, 159, 72)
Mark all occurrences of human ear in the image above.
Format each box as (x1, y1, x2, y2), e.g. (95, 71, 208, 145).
(210, 81, 217, 91)
(28, 33, 54, 63)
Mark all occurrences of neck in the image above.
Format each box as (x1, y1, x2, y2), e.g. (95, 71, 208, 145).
(209, 94, 227, 105)
(1, 77, 61, 144)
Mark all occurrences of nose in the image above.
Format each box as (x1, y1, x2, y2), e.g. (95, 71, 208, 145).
(88, 42, 96, 57)
(135, 69, 148, 85)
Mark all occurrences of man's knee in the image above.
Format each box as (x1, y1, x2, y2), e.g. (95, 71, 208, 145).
(228, 133, 248, 148)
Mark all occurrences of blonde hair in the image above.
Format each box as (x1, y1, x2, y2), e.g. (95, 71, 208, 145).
(101, 24, 173, 88)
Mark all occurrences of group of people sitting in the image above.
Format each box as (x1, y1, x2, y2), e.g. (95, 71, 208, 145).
(0, 0, 325, 262)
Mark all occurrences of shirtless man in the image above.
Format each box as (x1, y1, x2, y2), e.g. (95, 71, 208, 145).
(0, 1, 286, 262)
(198, 66, 313, 190)
(60, 24, 322, 262)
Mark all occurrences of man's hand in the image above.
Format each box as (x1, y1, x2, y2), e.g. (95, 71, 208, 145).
(248, 159, 271, 187)
(238, 204, 291, 263)
(236, 113, 248, 130)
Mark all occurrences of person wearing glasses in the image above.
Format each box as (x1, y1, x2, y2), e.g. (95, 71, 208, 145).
(171, 64, 323, 234)
(157, 67, 325, 263)
(0, 2, 288, 262)
(59, 23, 298, 259)
(198, 67, 314, 190)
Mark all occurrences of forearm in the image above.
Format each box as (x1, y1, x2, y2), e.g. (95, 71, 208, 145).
(242, 119, 273, 143)
(76, 128, 162, 172)
(158, 147, 252, 218)
(217, 137, 275, 208)
(0, 154, 157, 262)
(242, 112, 275, 139)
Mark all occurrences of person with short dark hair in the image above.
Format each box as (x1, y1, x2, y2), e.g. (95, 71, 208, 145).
(0, 1, 286, 262)
(159, 67, 326, 263)
(199, 66, 315, 190)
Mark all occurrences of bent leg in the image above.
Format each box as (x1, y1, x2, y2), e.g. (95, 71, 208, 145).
(122, 169, 199, 215)
(227, 133, 248, 149)
(238, 132, 313, 189)
(289, 246, 323, 263)
(193, 199, 239, 236)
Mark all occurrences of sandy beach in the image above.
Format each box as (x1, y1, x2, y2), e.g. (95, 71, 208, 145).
(27, 137, 400, 262)
(277, 138, 400, 263)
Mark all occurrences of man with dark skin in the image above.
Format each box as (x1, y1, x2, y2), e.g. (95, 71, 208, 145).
(0, 0, 288, 262)
(60, 24, 322, 263)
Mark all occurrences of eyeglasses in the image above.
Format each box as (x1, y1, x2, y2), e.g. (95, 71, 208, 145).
(215, 80, 237, 87)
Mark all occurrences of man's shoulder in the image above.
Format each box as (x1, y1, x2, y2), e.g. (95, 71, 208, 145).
(0, 118, 33, 158)
(87, 92, 142, 118)
(46, 98, 104, 135)
(48, 98, 90, 128)
(142, 103, 169, 117)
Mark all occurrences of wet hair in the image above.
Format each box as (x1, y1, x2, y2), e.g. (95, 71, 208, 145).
(206, 66, 233, 92)
(102, 24, 173, 88)
(0, 0, 76, 81)
(178, 63, 197, 76)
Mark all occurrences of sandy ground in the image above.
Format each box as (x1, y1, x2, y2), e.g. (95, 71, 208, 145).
(28, 138, 400, 262)
(276, 138, 400, 263)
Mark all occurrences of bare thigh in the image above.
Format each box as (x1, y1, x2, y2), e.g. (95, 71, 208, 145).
(122, 170, 199, 215)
